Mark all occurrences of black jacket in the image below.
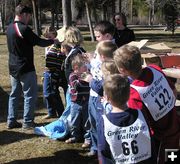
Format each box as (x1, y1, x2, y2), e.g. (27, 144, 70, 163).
(64, 46, 86, 82)
(6, 21, 54, 78)
(114, 27, 135, 47)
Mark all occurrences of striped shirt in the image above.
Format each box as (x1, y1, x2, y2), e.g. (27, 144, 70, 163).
(69, 72, 90, 102)
(45, 44, 66, 80)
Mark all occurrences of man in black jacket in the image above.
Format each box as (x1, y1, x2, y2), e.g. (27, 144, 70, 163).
(6, 4, 55, 129)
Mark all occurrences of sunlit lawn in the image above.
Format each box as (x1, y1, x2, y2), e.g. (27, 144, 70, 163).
(0, 28, 180, 163)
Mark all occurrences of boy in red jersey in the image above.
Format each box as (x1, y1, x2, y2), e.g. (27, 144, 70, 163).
(113, 44, 180, 164)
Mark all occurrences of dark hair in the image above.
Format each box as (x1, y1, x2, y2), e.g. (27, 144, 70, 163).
(94, 20, 115, 36)
(103, 74, 130, 108)
(113, 13, 127, 26)
(43, 26, 57, 38)
(15, 4, 32, 16)
(71, 53, 85, 69)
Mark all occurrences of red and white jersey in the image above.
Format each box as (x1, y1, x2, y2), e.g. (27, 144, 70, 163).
(102, 110, 151, 164)
(131, 66, 175, 121)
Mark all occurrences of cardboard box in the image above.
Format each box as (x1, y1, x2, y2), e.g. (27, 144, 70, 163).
(160, 54, 180, 68)
(128, 40, 172, 54)
(141, 53, 180, 68)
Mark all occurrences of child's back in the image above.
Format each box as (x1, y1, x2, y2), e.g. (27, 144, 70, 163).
(98, 74, 156, 164)
(100, 109, 156, 164)
(113, 45, 180, 164)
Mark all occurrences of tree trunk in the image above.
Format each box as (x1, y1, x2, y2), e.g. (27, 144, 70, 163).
(51, 0, 55, 28)
(0, 1, 5, 32)
(85, 2, 95, 42)
(38, 0, 42, 35)
(151, 2, 155, 26)
(102, 5, 107, 20)
(62, 0, 72, 27)
(31, 0, 39, 35)
(130, 0, 133, 23)
(71, 0, 78, 22)
(119, 0, 122, 13)
(51, 11, 55, 27)
(55, 12, 59, 29)
(148, 7, 153, 26)
(110, 0, 116, 22)
(92, 0, 98, 23)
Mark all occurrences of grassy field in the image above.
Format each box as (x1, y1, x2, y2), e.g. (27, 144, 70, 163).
(0, 28, 180, 164)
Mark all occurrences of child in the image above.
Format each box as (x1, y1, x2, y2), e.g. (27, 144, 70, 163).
(61, 41, 72, 56)
(89, 40, 118, 98)
(65, 54, 91, 146)
(63, 26, 86, 82)
(113, 44, 180, 164)
(63, 26, 86, 117)
(98, 74, 156, 163)
(43, 26, 67, 118)
(100, 59, 120, 114)
(87, 21, 116, 157)
(34, 27, 86, 141)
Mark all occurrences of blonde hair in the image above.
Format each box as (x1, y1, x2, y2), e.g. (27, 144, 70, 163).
(96, 40, 117, 59)
(101, 59, 119, 77)
(43, 26, 57, 38)
(61, 41, 72, 54)
(113, 45, 142, 74)
(64, 26, 83, 47)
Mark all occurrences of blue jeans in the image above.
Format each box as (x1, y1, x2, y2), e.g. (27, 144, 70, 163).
(70, 100, 90, 141)
(88, 96, 104, 152)
(7, 71, 37, 125)
(65, 85, 71, 110)
(88, 96, 97, 152)
(43, 71, 65, 117)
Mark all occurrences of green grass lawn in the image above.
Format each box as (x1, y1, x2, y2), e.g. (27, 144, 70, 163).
(0, 28, 180, 163)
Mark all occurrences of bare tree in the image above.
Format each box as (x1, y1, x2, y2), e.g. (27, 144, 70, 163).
(62, 0, 72, 27)
(31, 0, 40, 35)
(146, 0, 155, 26)
(0, 0, 5, 32)
(85, 1, 95, 41)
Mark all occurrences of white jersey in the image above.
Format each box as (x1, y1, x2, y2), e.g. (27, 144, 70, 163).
(131, 67, 175, 121)
(90, 50, 102, 97)
(103, 110, 151, 164)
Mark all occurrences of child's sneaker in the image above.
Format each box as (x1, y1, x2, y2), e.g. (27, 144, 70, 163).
(65, 137, 77, 143)
(82, 139, 91, 148)
(82, 142, 90, 148)
(87, 150, 97, 157)
(43, 114, 57, 119)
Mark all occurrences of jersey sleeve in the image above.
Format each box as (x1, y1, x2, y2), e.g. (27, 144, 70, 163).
(89, 79, 103, 96)
(128, 87, 143, 110)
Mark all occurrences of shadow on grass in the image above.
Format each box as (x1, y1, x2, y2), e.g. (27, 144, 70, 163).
(5, 149, 98, 164)
(0, 87, 8, 122)
(0, 130, 37, 145)
(0, 84, 47, 123)
(135, 33, 180, 43)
